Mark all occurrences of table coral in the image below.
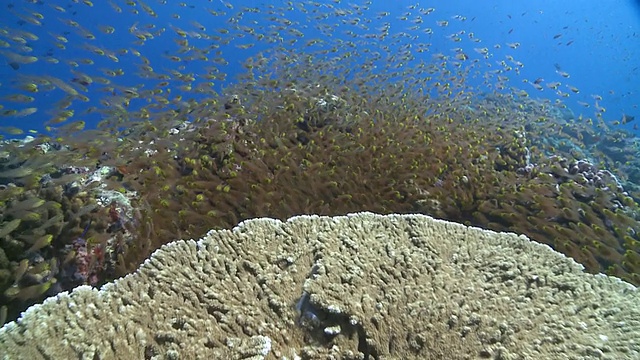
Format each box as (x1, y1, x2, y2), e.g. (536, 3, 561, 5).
(0, 213, 638, 359)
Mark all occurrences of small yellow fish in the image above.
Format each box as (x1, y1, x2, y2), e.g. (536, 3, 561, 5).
(59, 18, 80, 27)
(454, 52, 468, 61)
(0, 126, 23, 135)
(44, 76, 79, 96)
(106, 53, 120, 62)
(546, 82, 561, 90)
(14, 259, 29, 282)
(61, 120, 86, 132)
(0, 50, 38, 68)
(567, 85, 579, 93)
(108, 0, 122, 13)
(99, 25, 115, 34)
(4, 278, 55, 301)
(49, 33, 68, 42)
(3, 94, 34, 103)
(26, 234, 53, 254)
(13, 107, 38, 117)
(577, 101, 590, 108)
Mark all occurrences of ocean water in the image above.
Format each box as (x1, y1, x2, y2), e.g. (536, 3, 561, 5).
(0, 0, 637, 135)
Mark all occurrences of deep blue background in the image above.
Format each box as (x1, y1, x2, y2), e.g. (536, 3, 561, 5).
(0, 0, 638, 137)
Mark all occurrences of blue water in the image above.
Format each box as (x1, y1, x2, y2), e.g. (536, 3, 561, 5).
(0, 0, 638, 136)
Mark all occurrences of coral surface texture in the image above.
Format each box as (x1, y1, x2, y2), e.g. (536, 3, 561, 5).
(0, 212, 638, 359)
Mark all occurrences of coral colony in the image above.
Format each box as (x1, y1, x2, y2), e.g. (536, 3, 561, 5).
(0, 0, 639, 332)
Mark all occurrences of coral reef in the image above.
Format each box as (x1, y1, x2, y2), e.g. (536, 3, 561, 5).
(2, 82, 640, 326)
(107, 82, 640, 288)
(1, 0, 640, 327)
(0, 138, 136, 324)
(0, 213, 637, 359)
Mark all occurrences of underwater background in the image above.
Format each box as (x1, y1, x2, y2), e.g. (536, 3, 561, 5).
(0, 1, 638, 135)
(0, 0, 639, 325)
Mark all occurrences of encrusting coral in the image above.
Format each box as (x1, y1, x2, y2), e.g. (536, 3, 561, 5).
(1, 213, 638, 359)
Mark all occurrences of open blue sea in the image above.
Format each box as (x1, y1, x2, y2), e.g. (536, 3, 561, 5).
(0, 1, 637, 136)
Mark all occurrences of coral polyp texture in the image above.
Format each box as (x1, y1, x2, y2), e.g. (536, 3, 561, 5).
(0, 213, 638, 359)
